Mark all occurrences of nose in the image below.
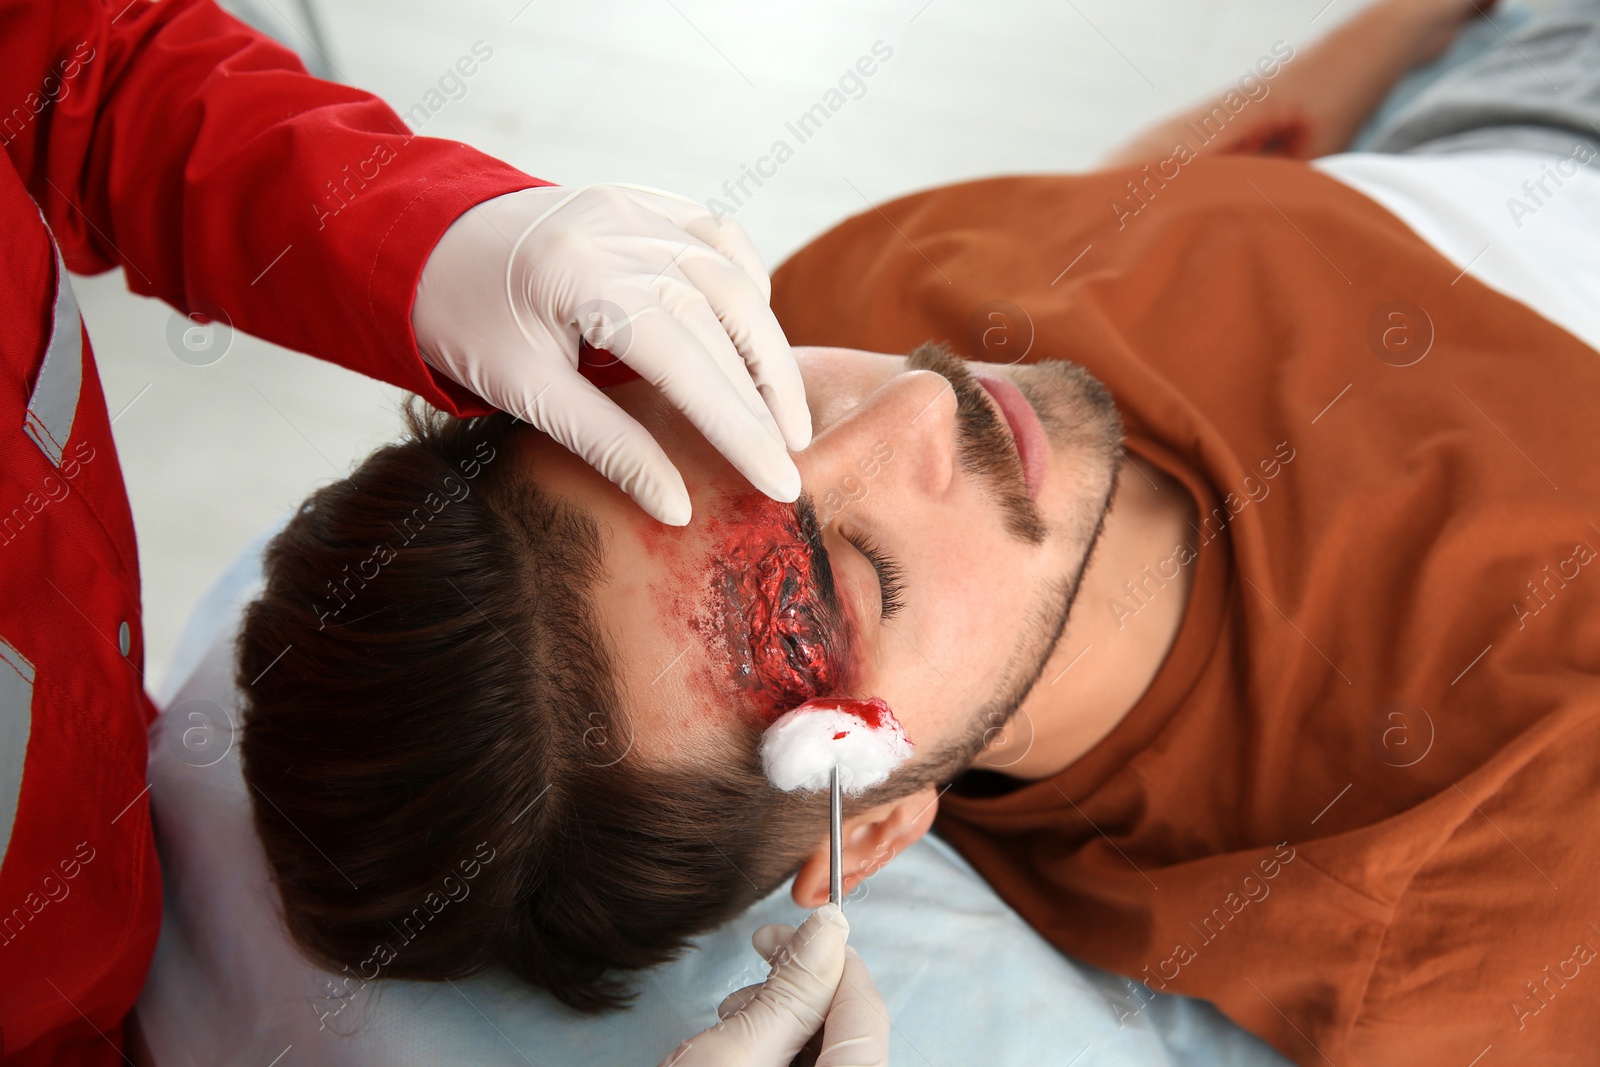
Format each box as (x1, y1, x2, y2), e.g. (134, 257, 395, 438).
(797, 368, 959, 511)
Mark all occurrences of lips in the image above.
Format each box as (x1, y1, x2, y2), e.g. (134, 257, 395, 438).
(970, 369, 1047, 499)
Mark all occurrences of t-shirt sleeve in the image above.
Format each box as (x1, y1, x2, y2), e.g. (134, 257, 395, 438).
(1342, 706, 1600, 1062)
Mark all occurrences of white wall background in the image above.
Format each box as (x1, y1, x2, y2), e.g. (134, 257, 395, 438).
(78, 0, 1386, 695)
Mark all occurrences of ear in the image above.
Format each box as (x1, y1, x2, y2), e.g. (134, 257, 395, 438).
(790, 785, 940, 908)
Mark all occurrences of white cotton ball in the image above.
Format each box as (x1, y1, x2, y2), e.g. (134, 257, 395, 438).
(760, 700, 915, 794)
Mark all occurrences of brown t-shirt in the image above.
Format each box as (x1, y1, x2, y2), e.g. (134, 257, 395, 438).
(769, 158, 1600, 1067)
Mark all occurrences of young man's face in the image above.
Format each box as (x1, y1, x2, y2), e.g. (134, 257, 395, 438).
(525, 344, 1124, 777)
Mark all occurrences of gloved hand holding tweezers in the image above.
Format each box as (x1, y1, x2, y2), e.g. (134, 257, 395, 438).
(658, 902, 891, 1067)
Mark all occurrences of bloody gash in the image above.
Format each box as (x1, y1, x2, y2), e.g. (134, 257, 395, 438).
(693, 492, 853, 720)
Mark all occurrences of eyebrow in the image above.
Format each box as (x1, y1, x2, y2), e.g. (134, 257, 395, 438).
(791, 492, 861, 688)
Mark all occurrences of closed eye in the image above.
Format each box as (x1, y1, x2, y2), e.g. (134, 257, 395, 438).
(842, 529, 905, 621)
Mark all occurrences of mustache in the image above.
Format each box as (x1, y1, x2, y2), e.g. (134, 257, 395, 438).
(906, 342, 1046, 545)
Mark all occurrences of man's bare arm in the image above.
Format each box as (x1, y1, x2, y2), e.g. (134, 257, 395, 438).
(1101, 0, 1495, 167)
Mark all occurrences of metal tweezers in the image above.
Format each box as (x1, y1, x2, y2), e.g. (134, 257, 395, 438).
(829, 763, 843, 907)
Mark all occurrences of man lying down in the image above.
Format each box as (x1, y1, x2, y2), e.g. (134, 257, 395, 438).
(237, 2, 1600, 1064)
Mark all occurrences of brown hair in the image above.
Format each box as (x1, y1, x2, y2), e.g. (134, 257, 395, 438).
(238, 399, 969, 1012)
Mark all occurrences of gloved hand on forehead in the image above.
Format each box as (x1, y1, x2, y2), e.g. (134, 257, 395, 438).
(659, 903, 891, 1067)
(413, 182, 811, 526)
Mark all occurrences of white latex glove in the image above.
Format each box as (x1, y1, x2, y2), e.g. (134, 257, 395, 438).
(412, 182, 812, 525)
(658, 903, 891, 1067)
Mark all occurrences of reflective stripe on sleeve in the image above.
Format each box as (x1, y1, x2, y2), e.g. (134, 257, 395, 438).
(0, 637, 35, 870)
(21, 218, 84, 468)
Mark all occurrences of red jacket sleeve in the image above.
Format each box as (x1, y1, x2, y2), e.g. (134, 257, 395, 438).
(0, 0, 548, 416)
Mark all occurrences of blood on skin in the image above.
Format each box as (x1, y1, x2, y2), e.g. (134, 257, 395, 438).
(643, 490, 853, 723)
(732, 538, 835, 716)
(797, 696, 898, 733)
